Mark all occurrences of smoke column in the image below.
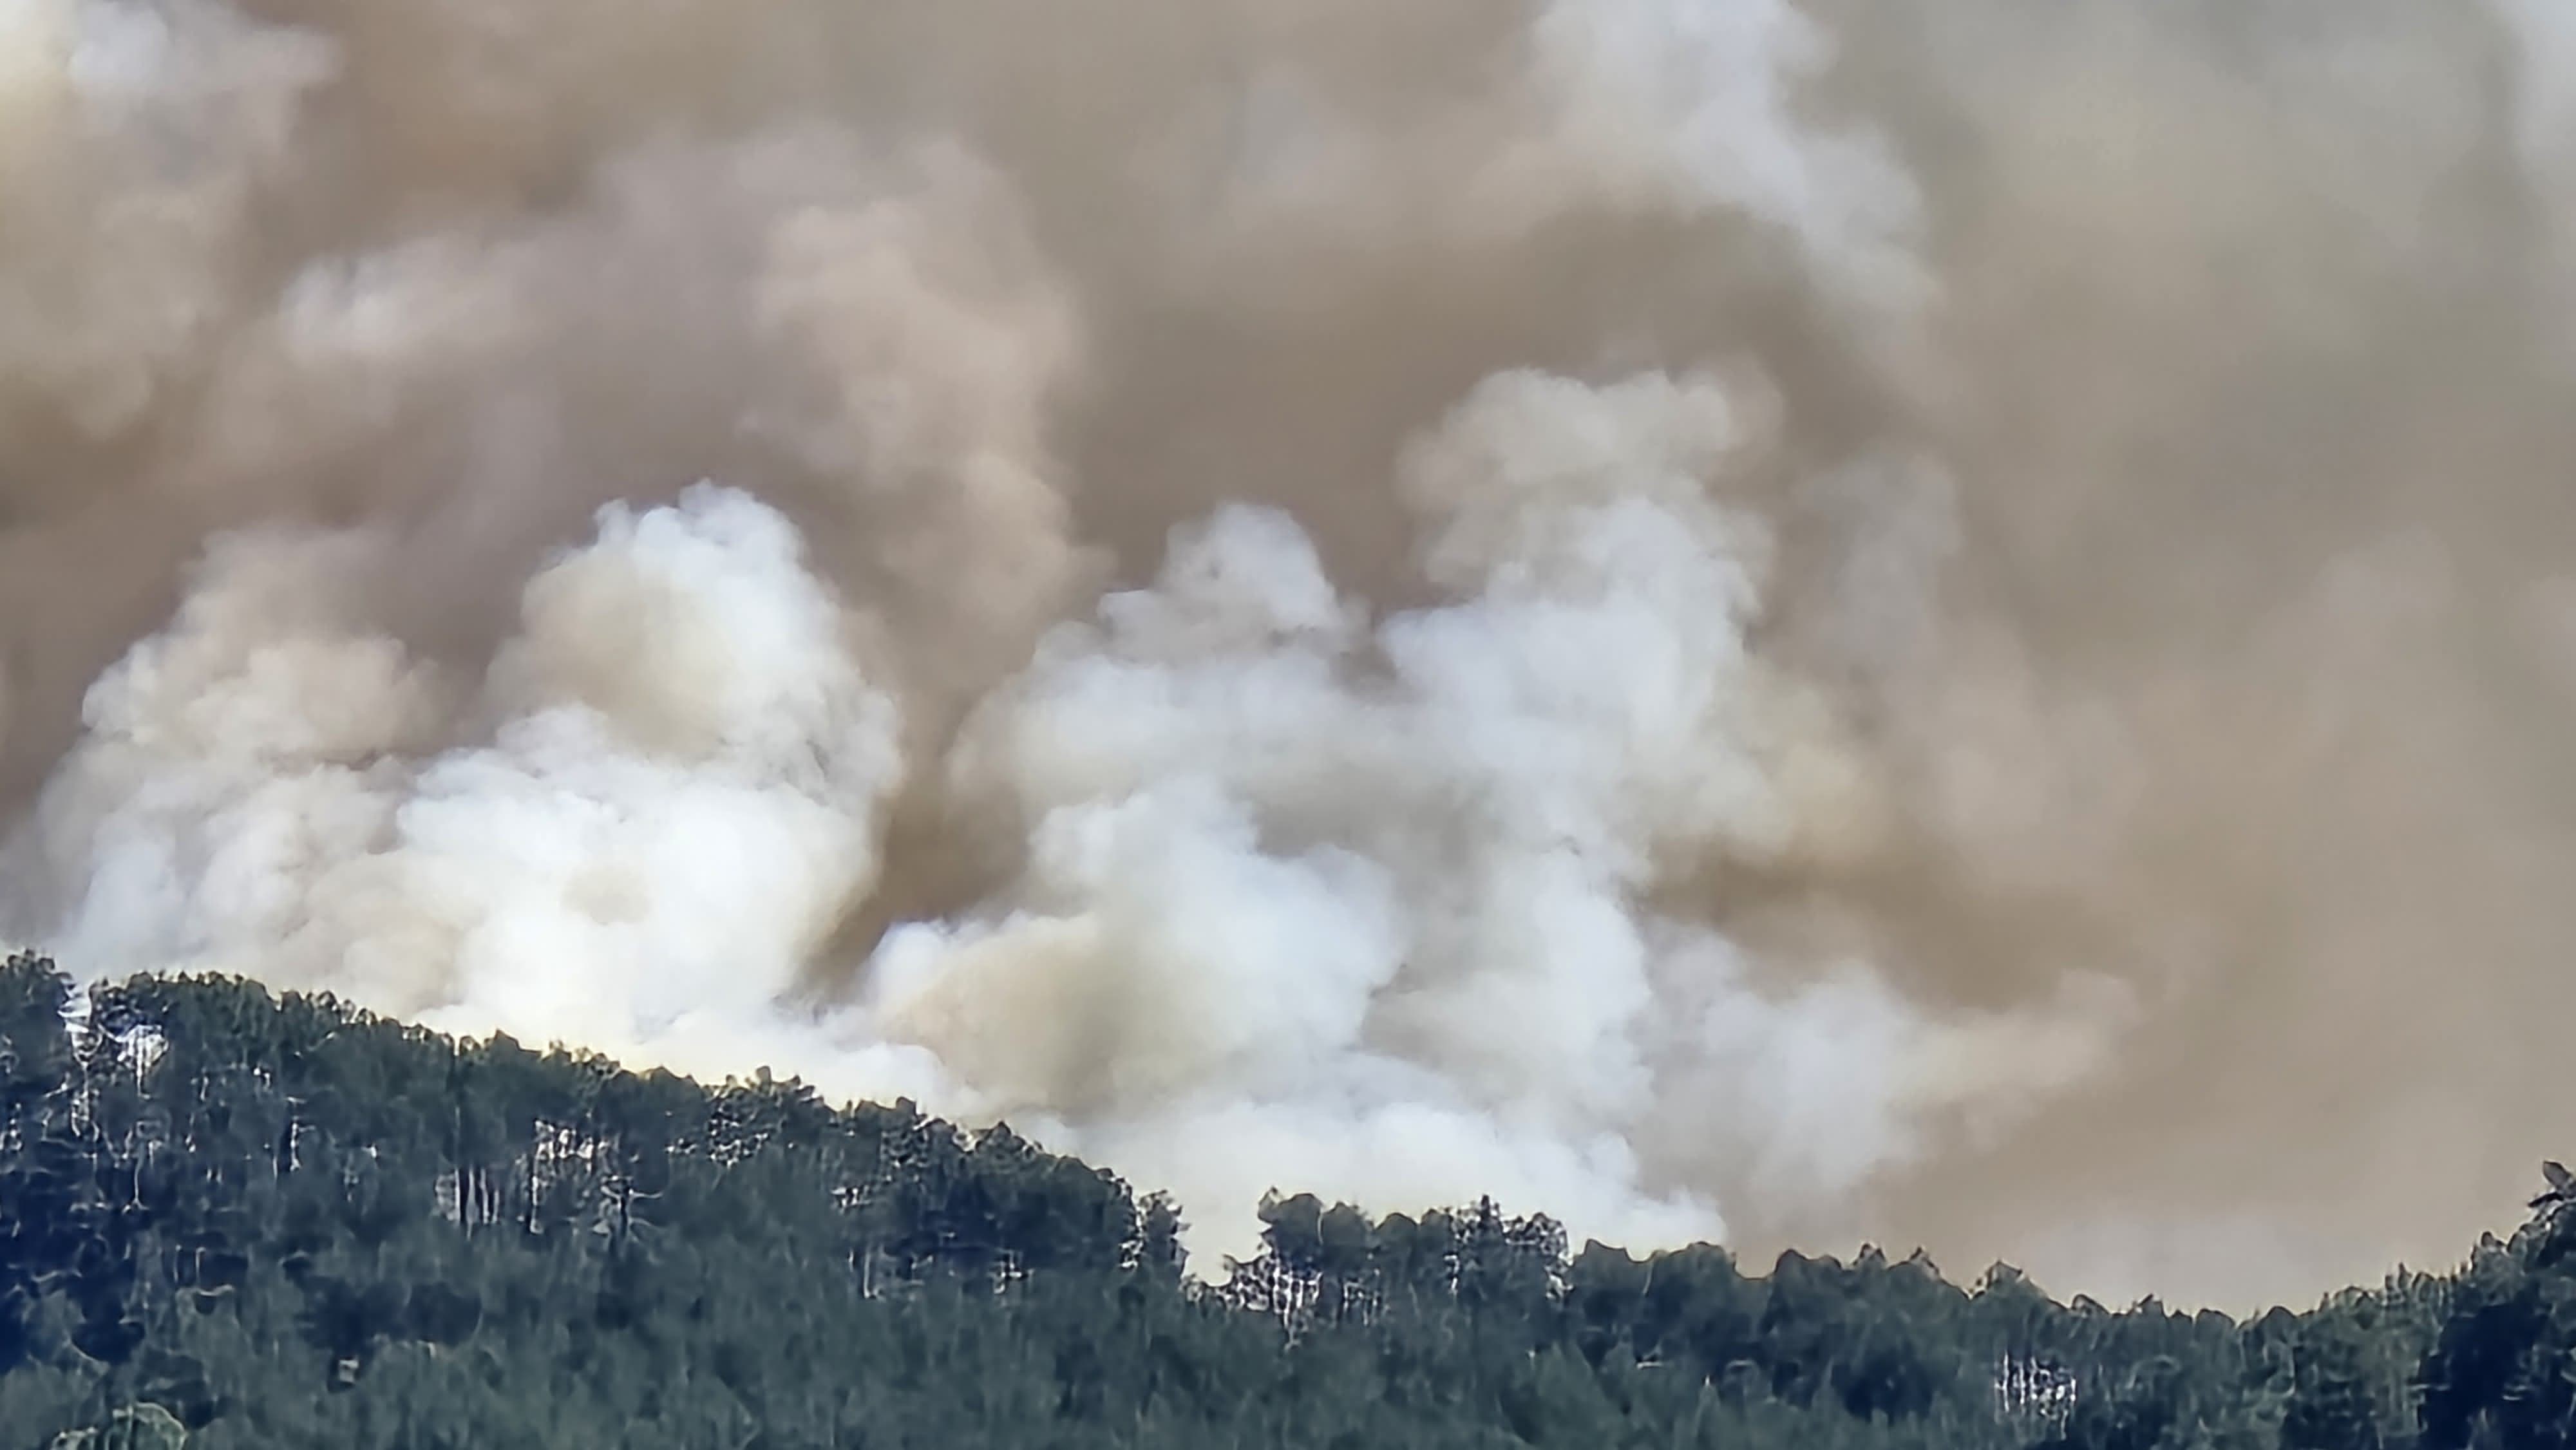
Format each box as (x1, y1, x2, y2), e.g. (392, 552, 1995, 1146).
(5, 0, 2575, 1310)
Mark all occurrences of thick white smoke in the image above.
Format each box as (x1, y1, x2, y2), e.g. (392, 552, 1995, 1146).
(8, 0, 2576, 1308)
(12, 487, 911, 1091)
(864, 372, 2114, 1251)
(10, 368, 2117, 1262)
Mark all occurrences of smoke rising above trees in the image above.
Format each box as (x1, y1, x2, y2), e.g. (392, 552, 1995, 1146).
(3, 0, 2575, 1308)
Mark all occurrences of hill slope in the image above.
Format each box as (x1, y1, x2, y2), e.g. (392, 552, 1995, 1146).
(0, 952, 2563, 1449)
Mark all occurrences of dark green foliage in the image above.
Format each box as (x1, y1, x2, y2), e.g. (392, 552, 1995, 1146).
(0, 952, 2552, 1447)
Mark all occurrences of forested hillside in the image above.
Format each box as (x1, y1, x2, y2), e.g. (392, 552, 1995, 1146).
(0, 950, 2563, 1449)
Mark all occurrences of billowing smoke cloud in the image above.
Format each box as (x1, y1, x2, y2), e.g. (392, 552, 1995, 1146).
(12, 488, 911, 1086)
(5, 0, 2575, 1312)
(866, 372, 2121, 1251)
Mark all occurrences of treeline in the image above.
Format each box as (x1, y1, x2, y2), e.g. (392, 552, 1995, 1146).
(0, 952, 2566, 1448)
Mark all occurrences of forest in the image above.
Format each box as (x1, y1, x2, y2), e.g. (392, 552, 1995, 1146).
(0, 948, 2566, 1450)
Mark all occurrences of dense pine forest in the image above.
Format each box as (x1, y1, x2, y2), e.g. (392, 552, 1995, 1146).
(0, 949, 2565, 1450)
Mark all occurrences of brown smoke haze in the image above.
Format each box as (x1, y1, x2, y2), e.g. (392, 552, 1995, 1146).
(5, 0, 2576, 1312)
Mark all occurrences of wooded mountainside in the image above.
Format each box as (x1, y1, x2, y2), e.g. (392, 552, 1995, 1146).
(1, 950, 2567, 1449)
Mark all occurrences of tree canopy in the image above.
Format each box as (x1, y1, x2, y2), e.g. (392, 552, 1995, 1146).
(0, 952, 2552, 1448)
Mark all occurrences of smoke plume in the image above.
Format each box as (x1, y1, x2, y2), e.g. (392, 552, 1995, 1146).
(5, 0, 2575, 1310)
